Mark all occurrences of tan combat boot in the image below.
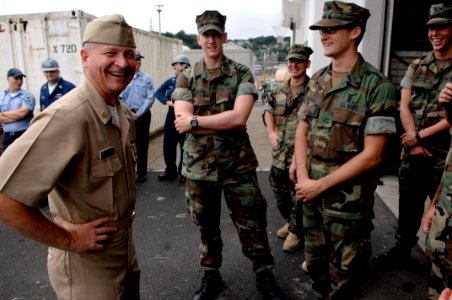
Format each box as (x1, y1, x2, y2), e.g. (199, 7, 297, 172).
(282, 232, 300, 252)
(276, 223, 290, 239)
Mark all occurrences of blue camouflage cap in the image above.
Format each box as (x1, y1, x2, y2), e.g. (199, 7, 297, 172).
(309, 1, 370, 30)
(426, 3, 452, 26)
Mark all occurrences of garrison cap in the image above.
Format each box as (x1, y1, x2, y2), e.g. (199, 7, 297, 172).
(7, 68, 26, 78)
(196, 10, 226, 34)
(82, 14, 136, 48)
(309, 1, 370, 30)
(286, 44, 313, 60)
(426, 3, 452, 26)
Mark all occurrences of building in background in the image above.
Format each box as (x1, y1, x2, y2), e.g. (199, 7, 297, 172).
(0, 10, 183, 134)
(183, 42, 255, 75)
(281, 0, 435, 92)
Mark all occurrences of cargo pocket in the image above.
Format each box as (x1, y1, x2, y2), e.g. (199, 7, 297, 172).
(90, 155, 122, 209)
(329, 107, 364, 153)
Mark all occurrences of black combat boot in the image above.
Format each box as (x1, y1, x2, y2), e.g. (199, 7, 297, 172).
(256, 269, 288, 300)
(373, 245, 412, 269)
(192, 270, 224, 300)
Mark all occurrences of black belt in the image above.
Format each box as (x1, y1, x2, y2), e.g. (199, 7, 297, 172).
(5, 131, 24, 137)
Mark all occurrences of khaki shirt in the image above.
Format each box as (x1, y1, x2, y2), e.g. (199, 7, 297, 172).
(0, 78, 137, 223)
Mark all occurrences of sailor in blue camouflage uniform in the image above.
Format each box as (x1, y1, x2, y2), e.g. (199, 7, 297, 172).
(173, 10, 287, 300)
(293, 1, 397, 299)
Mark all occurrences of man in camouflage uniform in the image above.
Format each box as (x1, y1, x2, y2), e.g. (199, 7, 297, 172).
(293, 1, 397, 299)
(422, 82, 452, 300)
(375, 3, 452, 268)
(173, 10, 287, 300)
(264, 44, 312, 252)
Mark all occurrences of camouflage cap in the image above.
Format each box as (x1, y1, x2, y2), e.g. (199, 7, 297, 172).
(309, 1, 370, 30)
(286, 44, 313, 60)
(196, 10, 226, 34)
(426, 3, 452, 26)
(82, 14, 136, 48)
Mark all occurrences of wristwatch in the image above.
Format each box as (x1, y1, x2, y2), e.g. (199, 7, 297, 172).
(190, 116, 199, 129)
(415, 132, 422, 144)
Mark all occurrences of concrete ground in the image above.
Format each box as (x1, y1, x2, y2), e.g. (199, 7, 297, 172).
(0, 101, 431, 299)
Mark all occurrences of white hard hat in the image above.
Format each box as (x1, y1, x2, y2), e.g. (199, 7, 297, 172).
(41, 58, 60, 71)
(171, 55, 190, 66)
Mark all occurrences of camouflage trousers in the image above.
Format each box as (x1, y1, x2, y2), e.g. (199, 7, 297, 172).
(425, 170, 452, 299)
(185, 171, 275, 273)
(303, 202, 373, 300)
(269, 166, 303, 236)
(427, 262, 451, 299)
(397, 154, 446, 248)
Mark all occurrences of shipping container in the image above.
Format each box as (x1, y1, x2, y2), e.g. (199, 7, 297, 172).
(0, 10, 183, 134)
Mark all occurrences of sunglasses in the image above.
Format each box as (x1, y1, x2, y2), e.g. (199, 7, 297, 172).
(319, 26, 353, 35)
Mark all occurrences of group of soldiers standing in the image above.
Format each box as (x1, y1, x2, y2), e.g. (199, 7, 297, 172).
(0, 1, 452, 300)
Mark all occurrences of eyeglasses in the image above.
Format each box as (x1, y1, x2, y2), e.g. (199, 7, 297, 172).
(319, 26, 351, 35)
(13, 77, 24, 80)
(44, 70, 57, 74)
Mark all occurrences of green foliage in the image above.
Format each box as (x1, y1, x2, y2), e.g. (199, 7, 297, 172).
(162, 30, 200, 49)
(161, 31, 291, 63)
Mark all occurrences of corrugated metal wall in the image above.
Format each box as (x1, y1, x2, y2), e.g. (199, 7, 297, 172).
(0, 10, 183, 134)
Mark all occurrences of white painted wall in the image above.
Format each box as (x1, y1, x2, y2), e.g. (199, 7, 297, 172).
(284, 0, 392, 76)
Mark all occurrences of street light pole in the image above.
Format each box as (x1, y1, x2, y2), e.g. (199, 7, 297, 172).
(155, 5, 164, 35)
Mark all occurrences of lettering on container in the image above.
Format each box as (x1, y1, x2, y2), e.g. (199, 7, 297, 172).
(53, 44, 77, 54)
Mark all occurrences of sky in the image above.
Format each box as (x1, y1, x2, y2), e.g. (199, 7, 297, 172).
(1, 0, 290, 40)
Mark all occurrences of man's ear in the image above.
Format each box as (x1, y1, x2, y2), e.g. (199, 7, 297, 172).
(350, 26, 362, 41)
(80, 48, 88, 67)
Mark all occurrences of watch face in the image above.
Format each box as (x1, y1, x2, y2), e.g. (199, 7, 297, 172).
(190, 118, 198, 128)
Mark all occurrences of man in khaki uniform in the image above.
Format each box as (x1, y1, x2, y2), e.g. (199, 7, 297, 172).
(0, 14, 140, 299)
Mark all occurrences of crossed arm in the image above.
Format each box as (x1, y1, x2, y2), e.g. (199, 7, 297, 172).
(0, 107, 31, 124)
(174, 94, 254, 134)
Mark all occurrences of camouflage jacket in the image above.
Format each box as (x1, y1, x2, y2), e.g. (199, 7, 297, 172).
(299, 54, 397, 219)
(425, 144, 452, 281)
(172, 56, 259, 181)
(264, 76, 309, 170)
(400, 51, 452, 151)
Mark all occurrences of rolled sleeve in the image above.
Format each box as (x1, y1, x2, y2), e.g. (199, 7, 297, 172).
(237, 82, 258, 101)
(172, 88, 193, 102)
(364, 116, 397, 135)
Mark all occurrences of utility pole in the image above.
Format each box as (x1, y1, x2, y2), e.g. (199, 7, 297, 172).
(155, 5, 164, 35)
